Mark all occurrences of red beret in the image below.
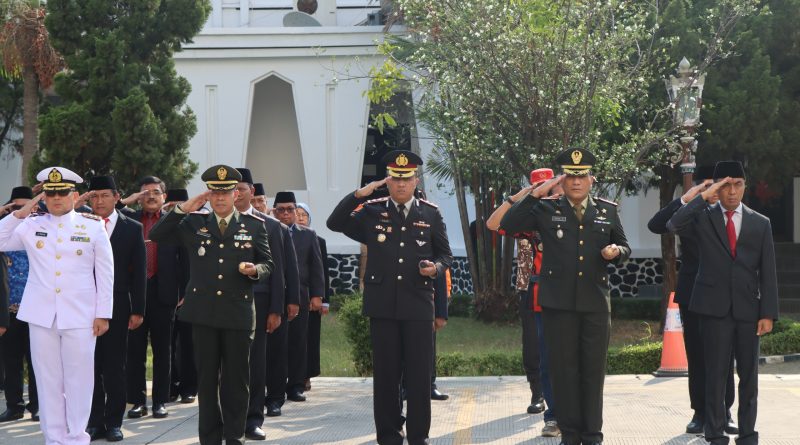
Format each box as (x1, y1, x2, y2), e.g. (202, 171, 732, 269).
(530, 168, 554, 186)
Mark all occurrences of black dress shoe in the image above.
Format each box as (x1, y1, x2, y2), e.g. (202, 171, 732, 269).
(86, 426, 106, 441)
(127, 404, 148, 418)
(0, 410, 24, 422)
(180, 394, 196, 404)
(106, 427, 124, 442)
(266, 402, 282, 417)
(168, 394, 179, 403)
(30, 413, 39, 422)
(685, 411, 704, 434)
(725, 417, 739, 435)
(246, 426, 267, 440)
(431, 388, 449, 401)
(527, 397, 546, 414)
(287, 390, 306, 402)
(152, 403, 169, 418)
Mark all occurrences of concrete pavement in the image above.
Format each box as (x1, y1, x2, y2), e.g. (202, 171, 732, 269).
(2, 374, 799, 444)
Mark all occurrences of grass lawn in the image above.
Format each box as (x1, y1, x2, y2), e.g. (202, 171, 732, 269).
(319, 313, 662, 377)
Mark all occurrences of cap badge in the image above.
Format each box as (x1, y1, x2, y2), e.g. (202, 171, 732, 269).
(49, 169, 63, 183)
(217, 166, 227, 181)
(571, 150, 583, 165)
(396, 153, 409, 167)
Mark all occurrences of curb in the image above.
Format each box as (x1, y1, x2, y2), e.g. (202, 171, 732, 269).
(759, 353, 800, 365)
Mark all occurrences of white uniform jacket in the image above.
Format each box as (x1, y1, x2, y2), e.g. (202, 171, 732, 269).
(0, 210, 114, 329)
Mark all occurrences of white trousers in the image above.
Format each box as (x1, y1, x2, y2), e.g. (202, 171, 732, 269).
(29, 320, 96, 445)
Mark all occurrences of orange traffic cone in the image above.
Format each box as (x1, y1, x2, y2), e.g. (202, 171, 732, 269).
(653, 292, 689, 377)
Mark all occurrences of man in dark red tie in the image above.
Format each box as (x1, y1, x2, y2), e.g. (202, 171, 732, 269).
(123, 176, 189, 420)
(668, 160, 779, 445)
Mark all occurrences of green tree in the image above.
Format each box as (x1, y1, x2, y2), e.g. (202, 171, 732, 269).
(0, 77, 23, 157)
(36, 0, 211, 192)
(369, 0, 759, 321)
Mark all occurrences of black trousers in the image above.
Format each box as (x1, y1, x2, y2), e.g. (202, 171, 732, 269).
(89, 310, 129, 429)
(701, 313, 760, 445)
(170, 317, 197, 398)
(542, 308, 610, 445)
(247, 293, 269, 429)
(193, 324, 254, 445)
(1, 312, 37, 414)
(520, 289, 542, 397)
(287, 308, 309, 393)
(127, 278, 175, 406)
(265, 313, 289, 406)
(370, 318, 433, 445)
(679, 305, 735, 417)
(306, 310, 321, 379)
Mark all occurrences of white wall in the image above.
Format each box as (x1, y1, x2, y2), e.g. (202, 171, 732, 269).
(0, 150, 22, 194)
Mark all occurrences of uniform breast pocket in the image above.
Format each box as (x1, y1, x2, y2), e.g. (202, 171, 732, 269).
(592, 225, 611, 247)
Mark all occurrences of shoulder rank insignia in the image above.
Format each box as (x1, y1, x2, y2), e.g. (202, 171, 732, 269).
(80, 213, 102, 221)
(243, 213, 264, 222)
(418, 198, 438, 209)
(595, 197, 619, 207)
(351, 204, 365, 216)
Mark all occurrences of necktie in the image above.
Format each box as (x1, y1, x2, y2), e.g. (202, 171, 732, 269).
(219, 218, 228, 235)
(143, 214, 158, 279)
(725, 210, 737, 258)
(397, 204, 406, 222)
(574, 204, 584, 221)
(103, 217, 110, 233)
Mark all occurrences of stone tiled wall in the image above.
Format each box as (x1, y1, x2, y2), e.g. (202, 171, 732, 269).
(327, 254, 664, 298)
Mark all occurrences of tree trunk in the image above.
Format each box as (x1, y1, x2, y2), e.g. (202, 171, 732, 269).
(449, 148, 481, 295)
(21, 64, 39, 186)
(657, 164, 680, 332)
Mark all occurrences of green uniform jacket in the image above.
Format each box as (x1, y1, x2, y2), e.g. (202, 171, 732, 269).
(500, 195, 631, 313)
(149, 209, 273, 330)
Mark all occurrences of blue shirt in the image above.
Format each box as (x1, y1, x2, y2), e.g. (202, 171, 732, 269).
(5, 250, 29, 305)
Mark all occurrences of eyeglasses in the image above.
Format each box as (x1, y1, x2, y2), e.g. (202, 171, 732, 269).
(274, 207, 296, 213)
(141, 190, 164, 196)
(44, 189, 73, 197)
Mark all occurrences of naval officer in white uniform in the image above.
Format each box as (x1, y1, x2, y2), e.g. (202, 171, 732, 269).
(0, 167, 114, 445)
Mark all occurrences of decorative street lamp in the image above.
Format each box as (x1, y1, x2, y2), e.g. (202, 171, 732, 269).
(665, 57, 706, 191)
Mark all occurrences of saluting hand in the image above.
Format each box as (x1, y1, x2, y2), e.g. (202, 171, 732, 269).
(701, 177, 731, 202)
(13, 193, 44, 219)
(179, 191, 211, 213)
(75, 191, 95, 209)
(532, 175, 565, 199)
(507, 185, 535, 204)
(120, 191, 144, 207)
(93, 318, 110, 337)
(354, 177, 388, 199)
(601, 244, 621, 260)
(681, 179, 712, 203)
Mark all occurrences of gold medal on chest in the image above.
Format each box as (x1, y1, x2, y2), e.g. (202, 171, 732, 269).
(377, 233, 387, 243)
(36, 240, 44, 249)
(556, 229, 564, 239)
(198, 246, 206, 256)
(76, 249, 83, 256)
(235, 242, 240, 248)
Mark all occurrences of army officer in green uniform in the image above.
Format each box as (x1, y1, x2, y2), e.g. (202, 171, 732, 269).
(149, 165, 273, 445)
(500, 148, 630, 445)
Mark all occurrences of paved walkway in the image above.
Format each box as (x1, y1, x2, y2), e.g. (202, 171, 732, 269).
(2, 375, 799, 444)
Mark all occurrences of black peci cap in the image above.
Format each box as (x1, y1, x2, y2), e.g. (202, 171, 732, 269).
(253, 183, 266, 197)
(88, 176, 117, 192)
(273, 191, 296, 205)
(712, 161, 745, 180)
(236, 168, 254, 185)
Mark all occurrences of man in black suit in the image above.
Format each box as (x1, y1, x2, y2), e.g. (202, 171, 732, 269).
(327, 150, 453, 445)
(500, 148, 631, 445)
(234, 168, 297, 440)
(124, 176, 189, 419)
(272, 191, 324, 404)
(668, 161, 779, 445)
(85, 176, 147, 442)
(648, 166, 737, 435)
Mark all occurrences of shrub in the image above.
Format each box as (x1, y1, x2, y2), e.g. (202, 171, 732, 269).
(761, 321, 800, 356)
(437, 352, 523, 376)
(606, 342, 662, 375)
(328, 293, 359, 312)
(338, 293, 373, 376)
(448, 293, 474, 318)
(610, 298, 661, 320)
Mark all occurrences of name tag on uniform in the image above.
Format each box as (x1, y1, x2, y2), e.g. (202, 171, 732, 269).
(35, 232, 48, 237)
(551, 216, 567, 222)
(70, 236, 91, 243)
(413, 221, 430, 228)
(594, 219, 611, 225)
(234, 234, 253, 241)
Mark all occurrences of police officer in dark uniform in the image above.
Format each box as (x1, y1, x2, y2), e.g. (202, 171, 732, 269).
(500, 148, 631, 445)
(327, 150, 453, 445)
(149, 165, 273, 445)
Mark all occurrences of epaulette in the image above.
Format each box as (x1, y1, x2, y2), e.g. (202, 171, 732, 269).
(242, 212, 264, 222)
(596, 197, 619, 207)
(419, 198, 438, 209)
(365, 196, 390, 205)
(351, 204, 365, 216)
(80, 213, 102, 221)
